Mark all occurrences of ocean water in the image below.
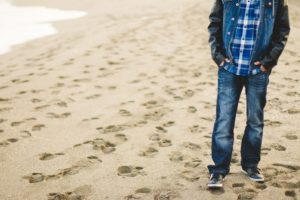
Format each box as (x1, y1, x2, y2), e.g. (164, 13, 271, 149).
(0, 0, 87, 55)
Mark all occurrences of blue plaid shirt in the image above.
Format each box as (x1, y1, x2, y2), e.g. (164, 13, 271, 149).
(224, 0, 261, 76)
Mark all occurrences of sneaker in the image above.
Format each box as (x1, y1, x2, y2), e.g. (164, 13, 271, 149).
(241, 167, 264, 182)
(207, 173, 225, 188)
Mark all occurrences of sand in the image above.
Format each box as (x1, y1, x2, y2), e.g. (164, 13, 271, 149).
(0, 0, 299, 199)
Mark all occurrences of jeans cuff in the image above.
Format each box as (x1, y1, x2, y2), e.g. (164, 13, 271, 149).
(241, 162, 258, 170)
(207, 164, 229, 176)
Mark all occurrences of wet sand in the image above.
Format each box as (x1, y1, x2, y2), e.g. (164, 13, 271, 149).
(0, 0, 299, 199)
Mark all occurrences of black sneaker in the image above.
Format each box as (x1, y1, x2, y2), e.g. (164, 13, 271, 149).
(241, 167, 264, 182)
(207, 173, 225, 188)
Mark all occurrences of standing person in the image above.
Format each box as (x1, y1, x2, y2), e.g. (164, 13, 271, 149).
(207, 0, 290, 188)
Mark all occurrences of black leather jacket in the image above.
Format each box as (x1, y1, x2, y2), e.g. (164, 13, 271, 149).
(208, 0, 290, 70)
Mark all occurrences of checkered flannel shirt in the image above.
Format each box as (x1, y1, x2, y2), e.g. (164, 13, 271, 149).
(224, 0, 261, 76)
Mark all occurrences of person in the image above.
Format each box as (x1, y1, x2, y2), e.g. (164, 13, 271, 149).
(207, 0, 290, 188)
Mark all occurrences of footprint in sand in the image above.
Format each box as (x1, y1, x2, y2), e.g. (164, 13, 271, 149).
(47, 192, 83, 200)
(285, 190, 296, 198)
(135, 187, 152, 194)
(117, 166, 146, 177)
(143, 107, 172, 121)
(287, 108, 300, 114)
(10, 121, 25, 127)
(236, 188, 258, 200)
(114, 133, 128, 144)
(148, 132, 172, 147)
(158, 139, 172, 147)
(34, 105, 50, 110)
(85, 94, 102, 100)
(232, 183, 245, 188)
(92, 138, 116, 153)
(125, 187, 152, 199)
(0, 140, 10, 147)
(96, 124, 127, 134)
(183, 157, 202, 168)
(180, 169, 201, 182)
(188, 125, 206, 134)
(23, 157, 101, 183)
(231, 152, 239, 164)
(139, 146, 159, 157)
(208, 187, 225, 195)
(31, 98, 43, 103)
(161, 121, 175, 127)
(32, 124, 46, 131)
(148, 133, 161, 141)
(283, 133, 298, 140)
(7, 138, 18, 143)
(253, 182, 267, 190)
(20, 130, 32, 138)
(264, 119, 282, 127)
(169, 151, 188, 162)
(155, 126, 168, 133)
(0, 97, 11, 102)
(23, 172, 45, 183)
(270, 143, 287, 151)
(81, 116, 99, 122)
(141, 100, 160, 109)
(39, 152, 64, 161)
(261, 147, 271, 156)
(187, 106, 197, 113)
(48, 185, 92, 200)
(119, 109, 132, 116)
(0, 138, 19, 147)
(182, 142, 201, 151)
(46, 112, 71, 119)
(286, 91, 300, 97)
(262, 167, 279, 181)
(153, 190, 179, 200)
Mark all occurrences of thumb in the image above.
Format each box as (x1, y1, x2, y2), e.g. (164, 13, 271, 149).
(254, 61, 261, 65)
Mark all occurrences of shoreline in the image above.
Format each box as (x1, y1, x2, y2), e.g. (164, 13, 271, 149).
(0, 0, 87, 56)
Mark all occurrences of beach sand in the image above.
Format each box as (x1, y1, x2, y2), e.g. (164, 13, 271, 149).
(0, 0, 299, 199)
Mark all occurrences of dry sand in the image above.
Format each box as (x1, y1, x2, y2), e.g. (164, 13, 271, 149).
(0, 0, 299, 199)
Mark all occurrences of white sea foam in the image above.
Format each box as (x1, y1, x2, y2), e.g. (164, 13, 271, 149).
(0, 0, 87, 55)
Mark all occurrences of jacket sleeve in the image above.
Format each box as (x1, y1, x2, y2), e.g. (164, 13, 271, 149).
(208, 0, 226, 66)
(260, 0, 291, 69)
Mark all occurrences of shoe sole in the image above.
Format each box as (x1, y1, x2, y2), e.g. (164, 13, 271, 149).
(207, 183, 223, 188)
(241, 169, 264, 182)
(207, 177, 225, 188)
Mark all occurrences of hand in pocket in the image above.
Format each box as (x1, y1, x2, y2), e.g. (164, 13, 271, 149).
(219, 58, 230, 67)
(254, 61, 268, 72)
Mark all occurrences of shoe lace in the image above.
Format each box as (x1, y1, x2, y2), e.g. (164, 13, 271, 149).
(211, 173, 224, 180)
(249, 167, 261, 174)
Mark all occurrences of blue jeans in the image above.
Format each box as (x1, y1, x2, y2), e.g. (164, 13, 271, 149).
(207, 66, 271, 175)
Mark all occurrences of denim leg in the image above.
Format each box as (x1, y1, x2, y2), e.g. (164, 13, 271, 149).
(241, 71, 270, 169)
(208, 67, 244, 175)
